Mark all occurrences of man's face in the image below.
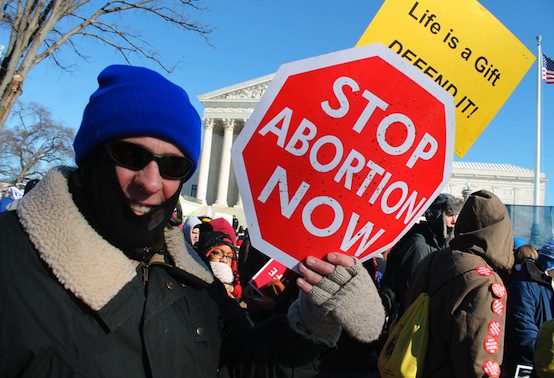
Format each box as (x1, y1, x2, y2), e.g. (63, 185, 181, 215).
(114, 136, 183, 216)
(444, 213, 458, 228)
(191, 228, 200, 244)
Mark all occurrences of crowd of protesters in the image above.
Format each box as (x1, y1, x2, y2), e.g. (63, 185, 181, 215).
(2, 64, 554, 378)
(177, 190, 554, 378)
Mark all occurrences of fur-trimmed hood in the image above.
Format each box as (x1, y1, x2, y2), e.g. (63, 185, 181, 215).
(16, 167, 213, 311)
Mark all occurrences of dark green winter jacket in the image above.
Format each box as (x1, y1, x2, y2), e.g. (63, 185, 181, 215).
(0, 168, 324, 378)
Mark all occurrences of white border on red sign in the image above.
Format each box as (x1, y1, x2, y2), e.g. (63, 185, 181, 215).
(231, 42, 455, 270)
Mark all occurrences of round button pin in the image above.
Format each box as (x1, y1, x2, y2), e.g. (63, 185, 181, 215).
(488, 320, 502, 337)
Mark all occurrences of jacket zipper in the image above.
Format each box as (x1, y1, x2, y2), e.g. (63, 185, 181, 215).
(142, 262, 149, 286)
(140, 247, 152, 286)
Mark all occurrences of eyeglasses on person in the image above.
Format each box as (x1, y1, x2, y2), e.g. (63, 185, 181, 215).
(210, 249, 235, 260)
(105, 140, 193, 180)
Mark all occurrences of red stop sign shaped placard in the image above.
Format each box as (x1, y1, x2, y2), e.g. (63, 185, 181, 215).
(232, 43, 454, 269)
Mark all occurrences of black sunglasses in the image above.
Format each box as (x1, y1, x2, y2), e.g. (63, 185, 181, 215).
(105, 141, 193, 180)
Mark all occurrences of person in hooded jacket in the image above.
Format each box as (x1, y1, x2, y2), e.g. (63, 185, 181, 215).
(502, 242, 554, 377)
(183, 215, 202, 247)
(380, 193, 463, 317)
(403, 190, 514, 378)
(0, 64, 386, 378)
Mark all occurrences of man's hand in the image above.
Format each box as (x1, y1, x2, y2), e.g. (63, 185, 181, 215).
(287, 251, 385, 344)
(296, 252, 355, 293)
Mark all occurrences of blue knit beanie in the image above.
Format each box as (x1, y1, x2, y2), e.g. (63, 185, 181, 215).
(538, 241, 554, 272)
(73, 65, 201, 179)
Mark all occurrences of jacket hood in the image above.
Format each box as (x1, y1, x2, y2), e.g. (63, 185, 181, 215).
(209, 217, 237, 245)
(183, 216, 201, 245)
(16, 167, 213, 311)
(449, 190, 514, 274)
(519, 258, 552, 286)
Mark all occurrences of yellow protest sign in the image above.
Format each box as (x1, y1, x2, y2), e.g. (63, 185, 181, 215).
(357, 0, 535, 157)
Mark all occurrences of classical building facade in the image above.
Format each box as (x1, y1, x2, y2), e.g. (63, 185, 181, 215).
(182, 74, 546, 216)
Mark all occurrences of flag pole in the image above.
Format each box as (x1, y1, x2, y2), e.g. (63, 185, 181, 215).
(535, 35, 542, 206)
(531, 35, 543, 246)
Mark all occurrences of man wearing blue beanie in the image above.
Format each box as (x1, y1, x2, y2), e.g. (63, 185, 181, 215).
(0, 65, 385, 377)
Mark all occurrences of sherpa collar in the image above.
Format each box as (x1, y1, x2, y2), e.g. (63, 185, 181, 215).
(16, 167, 213, 311)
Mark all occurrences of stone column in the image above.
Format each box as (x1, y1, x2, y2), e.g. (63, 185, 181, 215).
(234, 193, 243, 208)
(214, 119, 235, 207)
(196, 118, 214, 205)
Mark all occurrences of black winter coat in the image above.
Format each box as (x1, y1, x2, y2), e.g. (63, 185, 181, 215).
(0, 168, 325, 378)
(381, 221, 443, 312)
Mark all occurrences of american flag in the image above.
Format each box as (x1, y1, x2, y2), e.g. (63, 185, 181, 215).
(543, 53, 554, 84)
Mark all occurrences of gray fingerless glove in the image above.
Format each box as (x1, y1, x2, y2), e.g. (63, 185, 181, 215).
(326, 260, 386, 342)
(287, 288, 342, 347)
(287, 259, 385, 345)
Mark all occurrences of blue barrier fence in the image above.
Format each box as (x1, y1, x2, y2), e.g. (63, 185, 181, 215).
(506, 205, 554, 248)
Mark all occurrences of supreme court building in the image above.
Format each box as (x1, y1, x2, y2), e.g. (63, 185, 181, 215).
(181, 73, 547, 217)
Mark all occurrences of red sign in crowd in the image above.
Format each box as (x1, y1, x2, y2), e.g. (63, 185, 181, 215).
(249, 259, 298, 297)
(232, 43, 455, 269)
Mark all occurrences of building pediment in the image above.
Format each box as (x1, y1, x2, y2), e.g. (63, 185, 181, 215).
(198, 74, 275, 120)
(198, 73, 274, 101)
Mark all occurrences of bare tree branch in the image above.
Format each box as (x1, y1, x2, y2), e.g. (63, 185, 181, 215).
(0, 0, 211, 127)
(0, 102, 75, 184)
